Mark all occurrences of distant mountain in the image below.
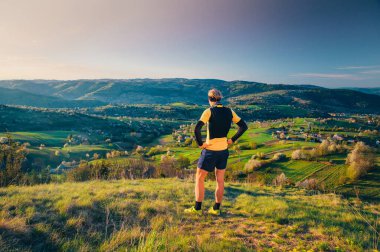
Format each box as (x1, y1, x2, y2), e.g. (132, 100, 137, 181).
(0, 79, 317, 104)
(342, 87, 380, 96)
(0, 79, 379, 114)
(0, 86, 106, 108)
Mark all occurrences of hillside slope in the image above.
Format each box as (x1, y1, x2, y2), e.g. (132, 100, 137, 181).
(228, 88, 380, 113)
(0, 87, 105, 108)
(0, 178, 378, 251)
(0, 105, 121, 132)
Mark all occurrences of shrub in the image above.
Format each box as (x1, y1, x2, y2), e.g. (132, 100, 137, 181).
(272, 153, 286, 161)
(255, 152, 266, 160)
(66, 162, 91, 181)
(272, 173, 290, 186)
(66, 159, 157, 181)
(184, 138, 193, 146)
(177, 155, 190, 169)
(239, 143, 251, 150)
(239, 142, 258, 150)
(296, 178, 319, 190)
(338, 175, 349, 184)
(146, 145, 165, 157)
(249, 142, 258, 149)
(191, 140, 198, 148)
(158, 154, 178, 177)
(291, 149, 302, 160)
(244, 159, 263, 172)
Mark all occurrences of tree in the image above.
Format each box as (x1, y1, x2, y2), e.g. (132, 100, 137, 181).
(346, 142, 375, 180)
(318, 140, 330, 156)
(0, 134, 27, 186)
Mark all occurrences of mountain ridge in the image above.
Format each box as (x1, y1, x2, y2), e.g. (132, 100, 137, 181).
(0, 79, 378, 113)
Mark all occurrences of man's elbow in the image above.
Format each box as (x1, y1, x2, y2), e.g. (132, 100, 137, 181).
(242, 122, 248, 131)
(194, 121, 204, 133)
(237, 119, 248, 131)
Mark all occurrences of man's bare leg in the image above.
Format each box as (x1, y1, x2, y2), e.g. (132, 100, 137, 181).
(215, 169, 225, 205)
(184, 168, 208, 214)
(195, 168, 208, 202)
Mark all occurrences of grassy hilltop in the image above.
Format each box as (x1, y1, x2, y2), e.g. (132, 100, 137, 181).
(0, 179, 380, 251)
(1, 178, 379, 251)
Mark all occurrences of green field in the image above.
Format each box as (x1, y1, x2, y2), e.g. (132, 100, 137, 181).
(270, 160, 328, 181)
(0, 131, 75, 146)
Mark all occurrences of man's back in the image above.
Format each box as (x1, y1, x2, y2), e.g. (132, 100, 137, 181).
(208, 105, 233, 139)
(198, 103, 242, 151)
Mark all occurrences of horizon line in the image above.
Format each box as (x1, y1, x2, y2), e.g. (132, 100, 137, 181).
(0, 77, 379, 88)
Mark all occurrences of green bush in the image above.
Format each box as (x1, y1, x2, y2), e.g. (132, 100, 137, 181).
(239, 142, 258, 150)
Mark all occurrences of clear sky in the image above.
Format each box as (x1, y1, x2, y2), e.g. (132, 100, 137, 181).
(0, 0, 379, 87)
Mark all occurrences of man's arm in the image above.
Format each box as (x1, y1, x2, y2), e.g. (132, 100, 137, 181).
(194, 108, 211, 147)
(231, 119, 248, 142)
(194, 121, 205, 146)
(230, 109, 248, 143)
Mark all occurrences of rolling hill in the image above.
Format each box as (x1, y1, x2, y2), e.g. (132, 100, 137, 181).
(228, 88, 380, 113)
(0, 105, 118, 132)
(343, 87, 380, 96)
(0, 79, 379, 114)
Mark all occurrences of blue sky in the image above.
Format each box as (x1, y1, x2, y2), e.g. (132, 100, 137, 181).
(0, 0, 379, 87)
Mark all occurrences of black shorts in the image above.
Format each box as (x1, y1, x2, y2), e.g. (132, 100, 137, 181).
(197, 149, 229, 172)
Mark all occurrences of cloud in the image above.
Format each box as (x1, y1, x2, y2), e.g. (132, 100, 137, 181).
(337, 65, 380, 70)
(0, 56, 48, 63)
(290, 73, 362, 80)
(359, 70, 380, 75)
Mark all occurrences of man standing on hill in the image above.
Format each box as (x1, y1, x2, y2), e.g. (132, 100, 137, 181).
(184, 89, 248, 215)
